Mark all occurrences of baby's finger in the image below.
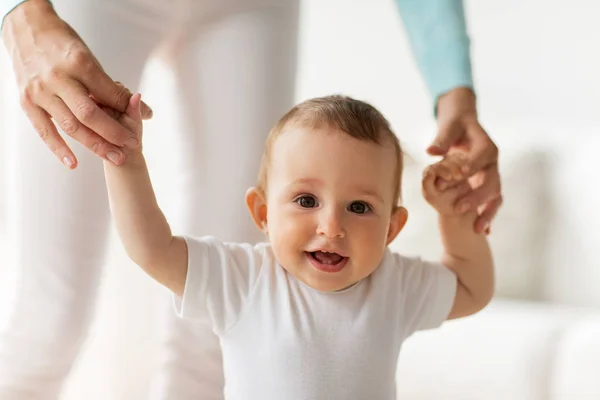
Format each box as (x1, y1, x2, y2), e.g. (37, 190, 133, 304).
(446, 154, 469, 180)
(126, 93, 142, 122)
(439, 180, 471, 204)
(421, 166, 438, 194)
(435, 163, 455, 182)
(99, 104, 141, 137)
(435, 176, 449, 191)
(428, 163, 455, 190)
(440, 161, 462, 183)
(112, 82, 152, 120)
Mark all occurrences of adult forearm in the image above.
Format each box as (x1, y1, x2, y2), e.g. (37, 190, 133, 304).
(395, 0, 473, 105)
(437, 86, 477, 119)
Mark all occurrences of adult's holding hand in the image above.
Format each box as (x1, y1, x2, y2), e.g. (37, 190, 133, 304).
(1, 0, 153, 168)
(430, 87, 502, 235)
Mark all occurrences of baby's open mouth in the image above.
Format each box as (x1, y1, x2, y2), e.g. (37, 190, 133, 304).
(309, 251, 344, 264)
(306, 251, 348, 273)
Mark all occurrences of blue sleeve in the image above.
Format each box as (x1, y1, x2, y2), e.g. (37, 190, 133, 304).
(394, 0, 474, 111)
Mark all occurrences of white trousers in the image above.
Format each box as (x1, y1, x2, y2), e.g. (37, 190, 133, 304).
(0, 0, 299, 398)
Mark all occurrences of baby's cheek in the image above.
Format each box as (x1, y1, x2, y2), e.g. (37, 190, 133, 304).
(271, 214, 308, 248)
(354, 221, 386, 247)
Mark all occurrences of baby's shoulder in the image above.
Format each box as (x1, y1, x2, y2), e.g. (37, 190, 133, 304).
(374, 249, 427, 277)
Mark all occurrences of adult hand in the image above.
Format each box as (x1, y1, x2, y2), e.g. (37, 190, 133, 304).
(2, 0, 153, 169)
(429, 87, 502, 234)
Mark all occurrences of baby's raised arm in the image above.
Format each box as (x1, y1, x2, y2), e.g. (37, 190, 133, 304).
(422, 153, 494, 319)
(103, 94, 188, 296)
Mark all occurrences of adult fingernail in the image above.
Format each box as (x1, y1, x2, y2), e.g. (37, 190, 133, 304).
(107, 151, 121, 164)
(63, 156, 74, 168)
(124, 137, 139, 148)
(459, 202, 470, 213)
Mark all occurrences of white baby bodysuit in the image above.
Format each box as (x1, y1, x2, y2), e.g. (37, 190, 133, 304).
(176, 236, 457, 400)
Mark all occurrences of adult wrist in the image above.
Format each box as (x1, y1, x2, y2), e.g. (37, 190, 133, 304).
(2, 0, 55, 42)
(436, 87, 478, 122)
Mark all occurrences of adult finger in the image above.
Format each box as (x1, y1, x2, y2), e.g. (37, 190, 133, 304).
(427, 121, 463, 156)
(464, 123, 498, 175)
(83, 73, 153, 119)
(113, 81, 153, 119)
(97, 104, 123, 121)
(99, 98, 142, 137)
(21, 98, 77, 169)
(474, 195, 503, 233)
(454, 165, 501, 214)
(42, 94, 125, 165)
(54, 78, 139, 148)
(81, 68, 130, 112)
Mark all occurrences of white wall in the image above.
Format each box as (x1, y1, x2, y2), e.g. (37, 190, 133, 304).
(1, 0, 599, 398)
(297, 0, 600, 131)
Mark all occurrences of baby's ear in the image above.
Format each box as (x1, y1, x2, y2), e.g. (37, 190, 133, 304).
(386, 206, 408, 245)
(245, 187, 268, 233)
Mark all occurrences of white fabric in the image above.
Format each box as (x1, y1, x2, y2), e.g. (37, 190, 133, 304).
(177, 236, 457, 400)
(541, 131, 600, 306)
(552, 316, 600, 399)
(396, 299, 592, 400)
(0, 0, 299, 399)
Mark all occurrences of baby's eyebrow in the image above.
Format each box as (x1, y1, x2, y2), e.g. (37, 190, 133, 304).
(356, 189, 385, 204)
(284, 178, 324, 192)
(290, 178, 323, 186)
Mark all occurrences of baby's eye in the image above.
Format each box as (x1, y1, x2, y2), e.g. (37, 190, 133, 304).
(295, 195, 318, 208)
(348, 201, 371, 214)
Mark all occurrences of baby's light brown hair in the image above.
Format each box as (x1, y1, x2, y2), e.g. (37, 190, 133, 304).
(257, 95, 404, 209)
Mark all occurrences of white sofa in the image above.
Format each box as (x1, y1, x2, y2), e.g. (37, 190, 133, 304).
(392, 122, 600, 400)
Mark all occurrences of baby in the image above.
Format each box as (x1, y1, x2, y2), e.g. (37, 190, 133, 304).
(104, 94, 494, 399)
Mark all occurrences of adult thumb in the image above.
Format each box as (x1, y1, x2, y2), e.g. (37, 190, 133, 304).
(427, 123, 463, 156)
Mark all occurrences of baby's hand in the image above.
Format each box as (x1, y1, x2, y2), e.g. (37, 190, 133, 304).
(97, 92, 144, 155)
(422, 153, 472, 216)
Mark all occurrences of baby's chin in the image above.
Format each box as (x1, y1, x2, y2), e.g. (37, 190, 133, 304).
(307, 278, 355, 292)
(280, 264, 360, 292)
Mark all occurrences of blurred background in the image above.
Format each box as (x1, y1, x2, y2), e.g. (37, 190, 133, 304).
(1, 0, 599, 399)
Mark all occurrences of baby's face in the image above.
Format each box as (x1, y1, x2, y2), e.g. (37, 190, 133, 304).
(264, 125, 401, 292)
